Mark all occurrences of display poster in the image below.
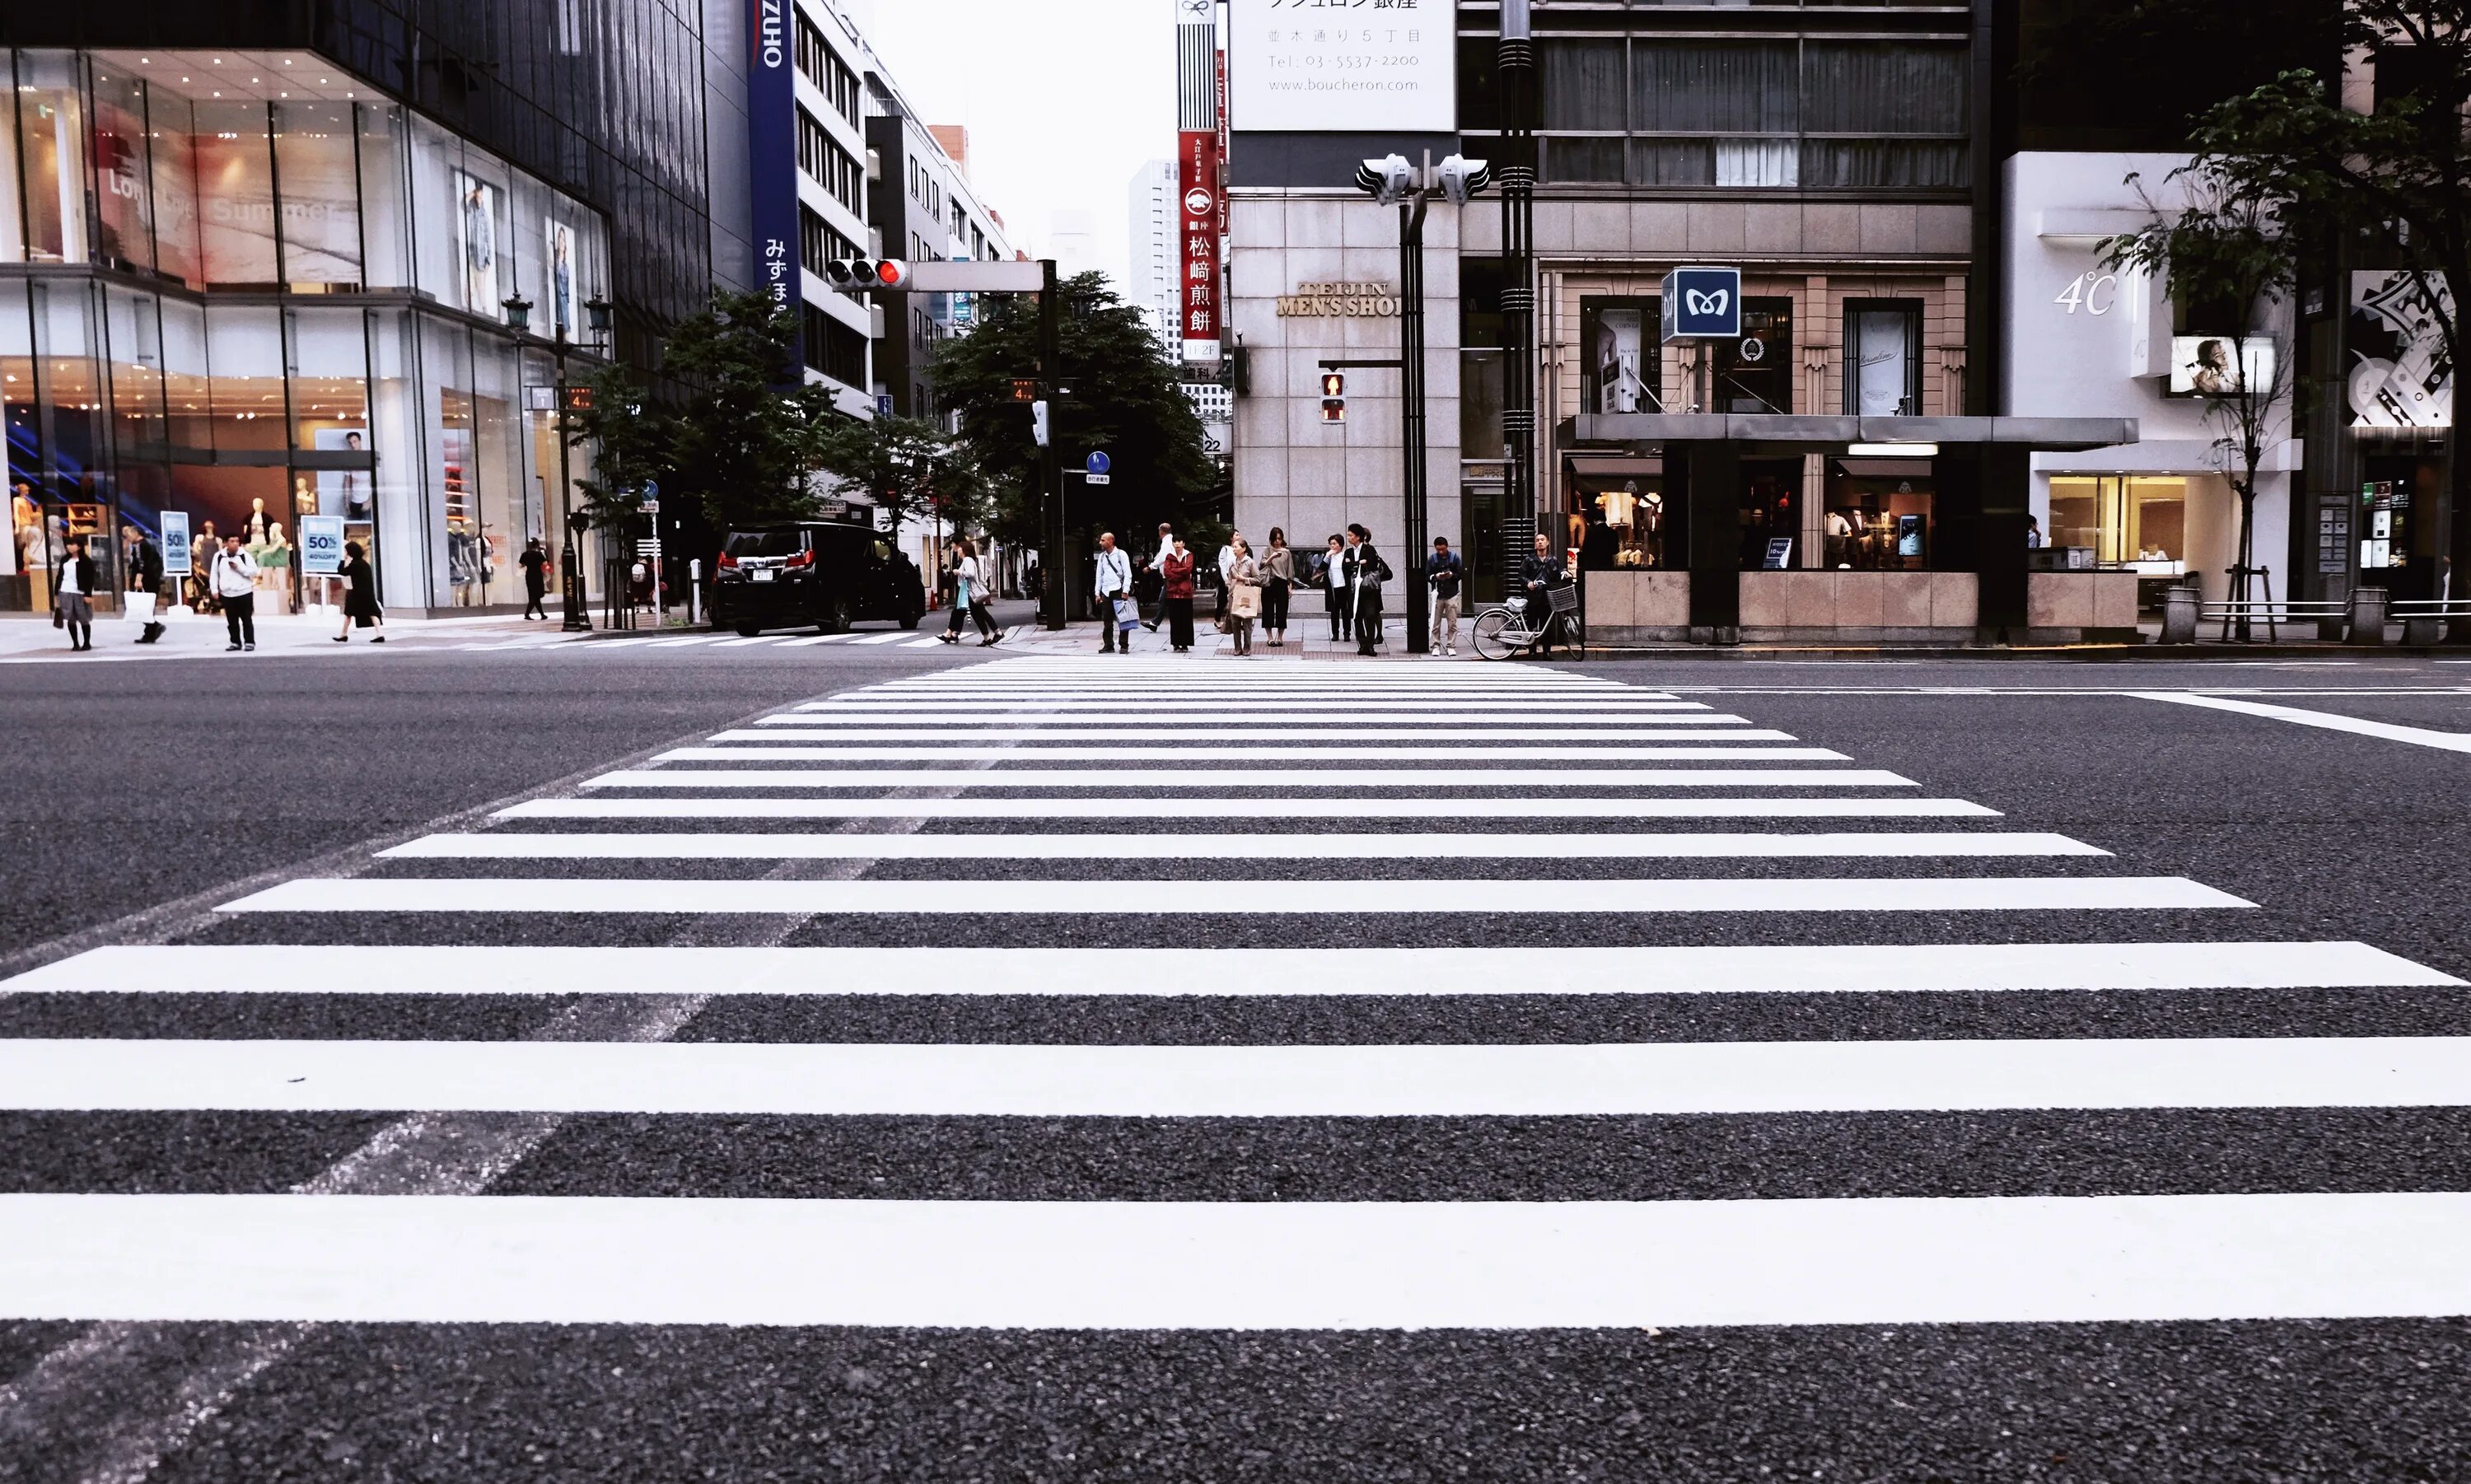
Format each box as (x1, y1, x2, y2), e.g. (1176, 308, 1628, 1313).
(748, 0, 801, 373)
(1588, 305, 1650, 413)
(161, 511, 191, 575)
(91, 86, 153, 272)
(2167, 336, 2276, 398)
(1763, 537, 1795, 570)
(1228, 0, 1455, 133)
(314, 428, 372, 518)
(1897, 514, 1925, 559)
(299, 515, 346, 576)
(545, 221, 578, 339)
(1177, 128, 1221, 364)
(454, 171, 500, 317)
(2348, 270, 2454, 427)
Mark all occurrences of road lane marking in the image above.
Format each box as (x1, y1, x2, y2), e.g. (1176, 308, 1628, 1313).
(7, 1035, 2460, 1117)
(848, 631, 923, 645)
(381, 830, 2102, 861)
(7, 941, 2445, 998)
(654, 744, 1845, 763)
(2133, 691, 2471, 754)
(577, 768, 1917, 789)
(716, 727, 1782, 742)
(776, 633, 859, 646)
(220, 875, 2249, 915)
(497, 796, 1998, 821)
(708, 636, 793, 648)
(8, 1192, 2469, 1327)
(795, 699, 1715, 712)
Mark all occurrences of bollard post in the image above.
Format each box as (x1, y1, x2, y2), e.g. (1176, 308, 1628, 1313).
(2160, 586, 2199, 645)
(688, 559, 701, 627)
(2348, 586, 2387, 646)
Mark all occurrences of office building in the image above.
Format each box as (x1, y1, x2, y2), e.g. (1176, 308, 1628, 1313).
(1127, 158, 1179, 352)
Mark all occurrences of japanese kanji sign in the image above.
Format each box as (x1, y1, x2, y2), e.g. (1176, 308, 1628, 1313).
(1178, 127, 1221, 365)
(1227, 0, 1454, 133)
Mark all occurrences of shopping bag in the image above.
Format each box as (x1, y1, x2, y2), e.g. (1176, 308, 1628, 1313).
(125, 590, 156, 623)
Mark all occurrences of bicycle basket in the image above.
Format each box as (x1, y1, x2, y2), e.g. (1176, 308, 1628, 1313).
(1547, 585, 1582, 616)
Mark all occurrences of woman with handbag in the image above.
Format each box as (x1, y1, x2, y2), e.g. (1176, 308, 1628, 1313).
(1319, 534, 1349, 644)
(334, 540, 386, 642)
(1226, 536, 1262, 656)
(940, 538, 999, 646)
(1259, 527, 1294, 647)
(1160, 537, 1198, 653)
(52, 536, 99, 651)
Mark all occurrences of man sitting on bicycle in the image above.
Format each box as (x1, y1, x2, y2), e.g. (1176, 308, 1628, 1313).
(1521, 533, 1572, 654)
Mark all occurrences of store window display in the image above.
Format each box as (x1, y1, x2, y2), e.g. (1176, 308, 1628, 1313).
(1824, 460, 1935, 570)
(1580, 297, 1662, 413)
(1739, 460, 1802, 569)
(1713, 298, 1794, 414)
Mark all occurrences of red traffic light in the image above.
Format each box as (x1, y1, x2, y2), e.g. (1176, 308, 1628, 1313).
(874, 259, 910, 289)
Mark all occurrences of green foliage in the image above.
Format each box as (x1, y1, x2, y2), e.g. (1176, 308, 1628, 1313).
(661, 287, 822, 529)
(563, 361, 668, 531)
(804, 409, 994, 531)
(928, 271, 1218, 547)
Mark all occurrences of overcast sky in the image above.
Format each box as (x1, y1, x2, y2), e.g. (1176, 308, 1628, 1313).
(848, 0, 1181, 292)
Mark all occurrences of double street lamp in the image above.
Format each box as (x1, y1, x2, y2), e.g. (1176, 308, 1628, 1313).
(1352, 151, 1490, 656)
(504, 290, 614, 632)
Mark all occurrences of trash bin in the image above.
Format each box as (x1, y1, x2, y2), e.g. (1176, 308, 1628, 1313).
(2349, 586, 2388, 646)
(2160, 586, 2199, 645)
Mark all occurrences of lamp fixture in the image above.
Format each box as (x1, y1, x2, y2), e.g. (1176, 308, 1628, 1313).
(1846, 442, 1937, 458)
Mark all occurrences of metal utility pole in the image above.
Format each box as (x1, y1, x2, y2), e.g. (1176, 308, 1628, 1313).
(1499, 0, 1538, 529)
(1037, 256, 1066, 629)
(1399, 163, 1432, 656)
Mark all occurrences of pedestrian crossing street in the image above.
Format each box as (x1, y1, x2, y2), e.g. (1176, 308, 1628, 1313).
(4, 657, 2469, 1342)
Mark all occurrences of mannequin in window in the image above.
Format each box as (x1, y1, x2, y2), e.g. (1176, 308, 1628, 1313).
(245, 497, 272, 544)
(1825, 508, 1855, 569)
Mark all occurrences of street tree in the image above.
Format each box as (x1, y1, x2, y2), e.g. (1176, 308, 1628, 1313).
(2163, 4, 2471, 631)
(661, 287, 822, 529)
(804, 408, 993, 534)
(562, 360, 669, 531)
(2102, 163, 2301, 638)
(929, 272, 1217, 549)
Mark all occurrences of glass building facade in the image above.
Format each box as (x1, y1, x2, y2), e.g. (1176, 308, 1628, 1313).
(1, 0, 717, 618)
(0, 49, 615, 615)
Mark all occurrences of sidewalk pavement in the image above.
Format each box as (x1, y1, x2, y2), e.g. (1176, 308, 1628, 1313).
(0, 606, 596, 661)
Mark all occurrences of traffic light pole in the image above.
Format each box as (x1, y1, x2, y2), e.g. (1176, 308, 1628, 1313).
(1500, 0, 1538, 531)
(1037, 258, 1066, 630)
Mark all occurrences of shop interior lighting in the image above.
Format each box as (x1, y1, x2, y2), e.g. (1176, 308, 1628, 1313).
(1845, 442, 1938, 458)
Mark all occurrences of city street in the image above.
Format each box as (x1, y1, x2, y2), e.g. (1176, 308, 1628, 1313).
(4, 645, 2471, 1479)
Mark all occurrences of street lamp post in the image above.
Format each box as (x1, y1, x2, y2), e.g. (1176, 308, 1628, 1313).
(1357, 152, 1491, 656)
(1499, 0, 1539, 530)
(509, 292, 611, 632)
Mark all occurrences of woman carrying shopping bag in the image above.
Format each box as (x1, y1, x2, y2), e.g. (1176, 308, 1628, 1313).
(1259, 528, 1294, 647)
(1226, 535, 1262, 656)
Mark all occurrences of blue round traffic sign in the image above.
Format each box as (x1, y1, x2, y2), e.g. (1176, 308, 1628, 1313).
(1085, 451, 1110, 475)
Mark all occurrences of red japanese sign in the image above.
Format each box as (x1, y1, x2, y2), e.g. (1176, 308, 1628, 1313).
(1177, 127, 1221, 363)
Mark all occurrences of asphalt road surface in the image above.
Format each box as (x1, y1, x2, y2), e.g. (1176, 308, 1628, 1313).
(5, 643, 2471, 1482)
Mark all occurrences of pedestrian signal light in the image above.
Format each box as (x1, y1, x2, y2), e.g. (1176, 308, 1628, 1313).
(1030, 399, 1051, 447)
(1319, 371, 1346, 423)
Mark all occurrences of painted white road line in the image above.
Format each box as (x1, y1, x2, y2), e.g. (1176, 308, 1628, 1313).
(905, 638, 954, 648)
(222, 875, 2249, 916)
(708, 635, 793, 648)
(10, 940, 2446, 1000)
(757, 713, 1742, 727)
(846, 631, 922, 645)
(499, 796, 1998, 822)
(10, 1035, 2462, 1118)
(2134, 691, 2471, 754)
(776, 633, 859, 646)
(652, 745, 1850, 763)
(8, 1191, 2469, 1328)
(381, 830, 2102, 862)
(579, 768, 1917, 790)
(796, 699, 1714, 712)
(720, 727, 1778, 743)
(568, 637, 662, 650)
(638, 636, 724, 648)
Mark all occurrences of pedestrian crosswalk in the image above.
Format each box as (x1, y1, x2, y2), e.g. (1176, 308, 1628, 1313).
(3, 656, 2469, 1412)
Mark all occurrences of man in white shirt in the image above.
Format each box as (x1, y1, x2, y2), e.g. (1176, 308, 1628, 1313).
(212, 532, 261, 651)
(1215, 530, 1240, 632)
(1145, 523, 1175, 631)
(1092, 531, 1133, 654)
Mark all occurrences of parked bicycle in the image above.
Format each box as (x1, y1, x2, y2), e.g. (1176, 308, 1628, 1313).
(1470, 582, 1582, 660)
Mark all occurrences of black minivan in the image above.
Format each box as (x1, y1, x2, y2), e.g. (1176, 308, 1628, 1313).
(711, 520, 926, 634)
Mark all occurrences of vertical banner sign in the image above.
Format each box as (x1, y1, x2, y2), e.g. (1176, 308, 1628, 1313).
(1215, 46, 1230, 244)
(1178, 129, 1221, 366)
(750, 0, 801, 373)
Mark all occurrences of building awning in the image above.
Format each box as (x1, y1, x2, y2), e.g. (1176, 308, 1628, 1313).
(1562, 413, 2138, 453)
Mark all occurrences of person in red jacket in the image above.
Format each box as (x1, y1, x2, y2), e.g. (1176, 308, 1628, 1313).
(1160, 537, 1198, 652)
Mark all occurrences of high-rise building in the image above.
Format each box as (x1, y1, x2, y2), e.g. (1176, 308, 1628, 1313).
(1126, 159, 1179, 351)
(0, 0, 715, 617)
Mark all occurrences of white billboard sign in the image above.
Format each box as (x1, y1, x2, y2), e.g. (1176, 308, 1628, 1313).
(1229, 0, 1455, 133)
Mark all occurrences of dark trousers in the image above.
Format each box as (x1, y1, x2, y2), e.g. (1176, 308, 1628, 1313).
(1165, 595, 1196, 649)
(1355, 592, 1382, 655)
(946, 600, 997, 639)
(524, 581, 548, 618)
(222, 592, 257, 646)
(1325, 587, 1350, 642)
(1262, 581, 1290, 633)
